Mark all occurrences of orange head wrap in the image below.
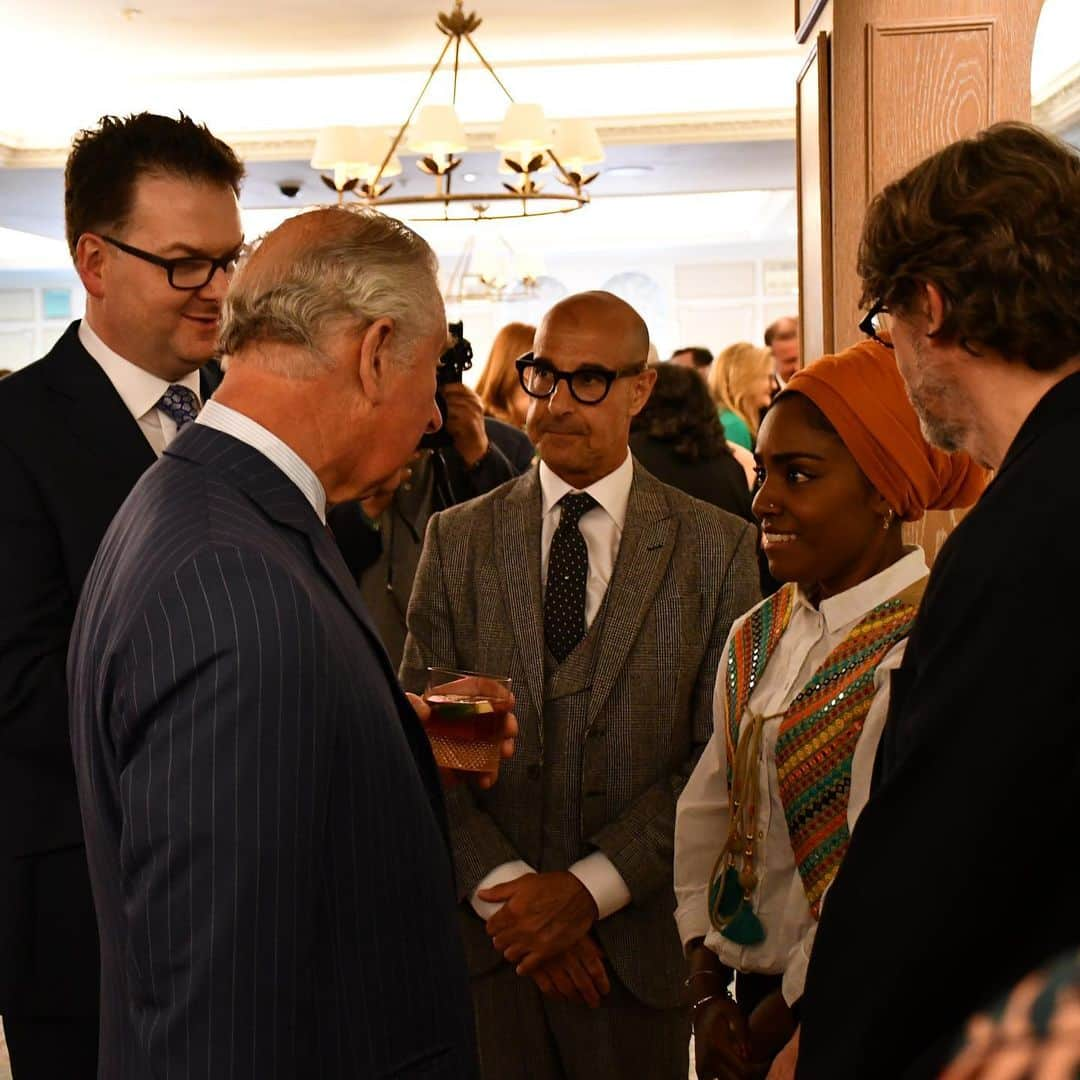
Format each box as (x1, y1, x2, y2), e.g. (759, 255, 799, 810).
(782, 339, 989, 521)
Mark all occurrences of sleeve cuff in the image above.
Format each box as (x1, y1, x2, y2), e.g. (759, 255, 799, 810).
(469, 859, 536, 921)
(568, 851, 632, 920)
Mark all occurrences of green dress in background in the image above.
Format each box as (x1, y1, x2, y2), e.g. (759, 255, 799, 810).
(718, 409, 754, 451)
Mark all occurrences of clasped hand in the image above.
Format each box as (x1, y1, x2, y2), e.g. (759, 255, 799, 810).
(479, 871, 598, 973)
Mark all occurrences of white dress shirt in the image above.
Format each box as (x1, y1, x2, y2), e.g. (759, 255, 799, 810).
(196, 400, 328, 524)
(79, 319, 202, 457)
(470, 452, 636, 922)
(674, 546, 929, 1005)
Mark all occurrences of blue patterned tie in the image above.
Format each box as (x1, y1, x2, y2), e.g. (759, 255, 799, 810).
(157, 384, 201, 430)
(544, 492, 598, 662)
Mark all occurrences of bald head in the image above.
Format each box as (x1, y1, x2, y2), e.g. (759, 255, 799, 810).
(220, 206, 443, 376)
(539, 291, 650, 368)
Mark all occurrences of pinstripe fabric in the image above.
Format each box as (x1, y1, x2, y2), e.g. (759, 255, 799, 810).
(400, 462, 761, 1012)
(68, 424, 476, 1080)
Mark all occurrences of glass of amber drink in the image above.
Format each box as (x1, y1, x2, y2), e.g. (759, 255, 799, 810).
(423, 667, 512, 772)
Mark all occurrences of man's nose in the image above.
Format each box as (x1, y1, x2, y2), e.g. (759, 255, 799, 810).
(197, 264, 231, 302)
(547, 378, 576, 415)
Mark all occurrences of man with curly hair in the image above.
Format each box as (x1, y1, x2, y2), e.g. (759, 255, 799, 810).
(793, 123, 1080, 1079)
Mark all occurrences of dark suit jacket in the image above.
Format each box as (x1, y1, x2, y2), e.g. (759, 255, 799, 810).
(0, 322, 220, 1014)
(401, 462, 760, 1009)
(68, 423, 476, 1079)
(797, 372, 1080, 1078)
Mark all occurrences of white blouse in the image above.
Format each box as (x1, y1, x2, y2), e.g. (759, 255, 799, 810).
(674, 546, 929, 1005)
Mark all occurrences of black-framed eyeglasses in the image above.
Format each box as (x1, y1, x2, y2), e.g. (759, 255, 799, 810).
(101, 235, 242, 291)
(515, 353, 646, 405)
(859, 298, 894, 349)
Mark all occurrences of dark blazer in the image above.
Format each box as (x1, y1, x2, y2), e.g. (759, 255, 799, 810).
(629, 432, 753, 522)
(797, 372, 1080, 1078)
(0, 322, 220, 1015)
(401, 462, 761, 1009)
(68, 423, 476, 1079)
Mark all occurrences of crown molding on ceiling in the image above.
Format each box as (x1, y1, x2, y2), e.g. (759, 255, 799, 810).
(0, 110, 795, 168)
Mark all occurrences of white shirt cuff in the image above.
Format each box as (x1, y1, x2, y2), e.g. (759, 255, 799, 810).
(568, 852, 632, 920)
(469, 860, 536, 921)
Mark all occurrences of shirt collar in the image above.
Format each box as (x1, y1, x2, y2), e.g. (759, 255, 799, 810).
(195, 399, 328, 524)
(79, 318, 201, 422)
(796, 545, 930, 634)
(539, 451, 634, 531)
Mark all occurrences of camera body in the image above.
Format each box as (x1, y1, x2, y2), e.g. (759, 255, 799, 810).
(419, 321, 474, 451)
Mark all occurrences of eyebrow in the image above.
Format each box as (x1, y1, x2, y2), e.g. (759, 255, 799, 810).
(531, 356, 619, 374)
(754, 451, 828, 464)
(159, 241, 244, 258)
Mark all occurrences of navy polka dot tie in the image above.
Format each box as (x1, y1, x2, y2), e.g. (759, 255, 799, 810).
(544, 492, 598, 662)
(157, 384, 201, 430)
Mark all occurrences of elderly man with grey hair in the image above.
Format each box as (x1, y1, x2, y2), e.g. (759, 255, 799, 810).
(68, 207, 505, 1079)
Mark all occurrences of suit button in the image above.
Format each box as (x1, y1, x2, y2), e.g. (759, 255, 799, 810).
(527, 764, 541, 780)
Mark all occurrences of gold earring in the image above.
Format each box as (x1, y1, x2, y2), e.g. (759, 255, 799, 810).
(882, 509, 895, 530)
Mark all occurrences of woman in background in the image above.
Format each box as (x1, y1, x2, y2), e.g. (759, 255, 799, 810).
(709, 342, 775, 451)
(630, 362, 752, 522)
(475, 321, 535, 429)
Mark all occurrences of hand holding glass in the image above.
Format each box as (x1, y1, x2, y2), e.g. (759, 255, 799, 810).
(423, 668, 513, 773)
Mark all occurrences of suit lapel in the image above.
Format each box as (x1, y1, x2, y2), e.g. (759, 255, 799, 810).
(44, 323, 157, 530)
(495, 468, 547, 721)
(586, 465, 677, 725)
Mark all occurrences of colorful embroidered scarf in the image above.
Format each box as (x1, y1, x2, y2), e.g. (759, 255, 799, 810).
(723, 577, 925, 918)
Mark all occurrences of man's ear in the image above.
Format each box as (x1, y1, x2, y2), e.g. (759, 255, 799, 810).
(923, 282, 947, 336)
(628, 366, 658, 417)
(356, 316, 396, 402)
(74, 234, 107, 300)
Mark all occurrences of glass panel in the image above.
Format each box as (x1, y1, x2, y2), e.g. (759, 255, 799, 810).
(0, 290, 35, 322)
(42, 288, 72, 320)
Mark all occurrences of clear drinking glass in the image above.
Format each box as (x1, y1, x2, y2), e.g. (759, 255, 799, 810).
(423, 667, 512, 772)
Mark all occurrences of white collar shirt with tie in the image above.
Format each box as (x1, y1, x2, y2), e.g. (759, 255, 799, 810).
(539, 450, 634, 630)
(79, 318, 202, 457)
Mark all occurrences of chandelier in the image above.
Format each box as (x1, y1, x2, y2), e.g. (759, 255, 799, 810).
(442, 234, 544, 304)
(310, 2, 603, 222)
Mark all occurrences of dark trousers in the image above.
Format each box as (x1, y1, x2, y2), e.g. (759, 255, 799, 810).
(4, 1015, 98, 1080)
(472, 960, 689, 1080)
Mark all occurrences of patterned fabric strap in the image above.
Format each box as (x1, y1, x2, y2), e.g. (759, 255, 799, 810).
(774, 577, 926, 915)
(724, 584, 798, 776)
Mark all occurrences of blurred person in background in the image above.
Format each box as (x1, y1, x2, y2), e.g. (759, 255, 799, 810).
(670, 346, 714, 374)
(476, 320, 535, 429)
(765, 317, 800, 384)
(630, 362, 751, 522)
(709, 342, 775, 451)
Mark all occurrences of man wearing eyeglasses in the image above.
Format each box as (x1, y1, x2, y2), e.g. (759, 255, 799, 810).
(401, 291, 761, 1079)
(0, 112, 243, 1079)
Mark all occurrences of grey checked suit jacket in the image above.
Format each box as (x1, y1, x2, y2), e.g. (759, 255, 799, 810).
(400, 461, 760, 1009)
(69, 424, 476, 1079)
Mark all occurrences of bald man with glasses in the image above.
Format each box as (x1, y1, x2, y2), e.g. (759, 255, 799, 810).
(401, 291, 761, 1079)
(0, 112, 243, 1080)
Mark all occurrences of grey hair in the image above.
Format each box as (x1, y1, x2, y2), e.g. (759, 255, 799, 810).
(219, 206, 444, 377)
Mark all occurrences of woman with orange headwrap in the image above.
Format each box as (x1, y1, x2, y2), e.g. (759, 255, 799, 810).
(673, 340, 989, 1080)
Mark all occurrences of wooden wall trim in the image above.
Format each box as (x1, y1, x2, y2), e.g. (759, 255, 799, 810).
(865, 16, 996, 200)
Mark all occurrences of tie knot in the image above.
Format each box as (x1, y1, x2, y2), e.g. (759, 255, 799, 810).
(558, 492, 597, 525)
(157, 384, 201, 429)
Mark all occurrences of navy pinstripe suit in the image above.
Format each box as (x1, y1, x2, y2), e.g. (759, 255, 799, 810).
(68, 424, 476, 1079)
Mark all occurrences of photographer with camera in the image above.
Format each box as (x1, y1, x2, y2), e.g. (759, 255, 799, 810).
(329, 322, 534, 668)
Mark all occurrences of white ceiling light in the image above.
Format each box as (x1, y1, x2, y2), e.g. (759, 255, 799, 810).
(309, 1, 604, 222)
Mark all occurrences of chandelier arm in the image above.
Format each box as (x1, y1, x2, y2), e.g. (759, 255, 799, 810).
(371, 33, 455, 191)
(545, 147, 579, 190)
(463, 32, 516, 103)
(452, 35, 461, 104)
